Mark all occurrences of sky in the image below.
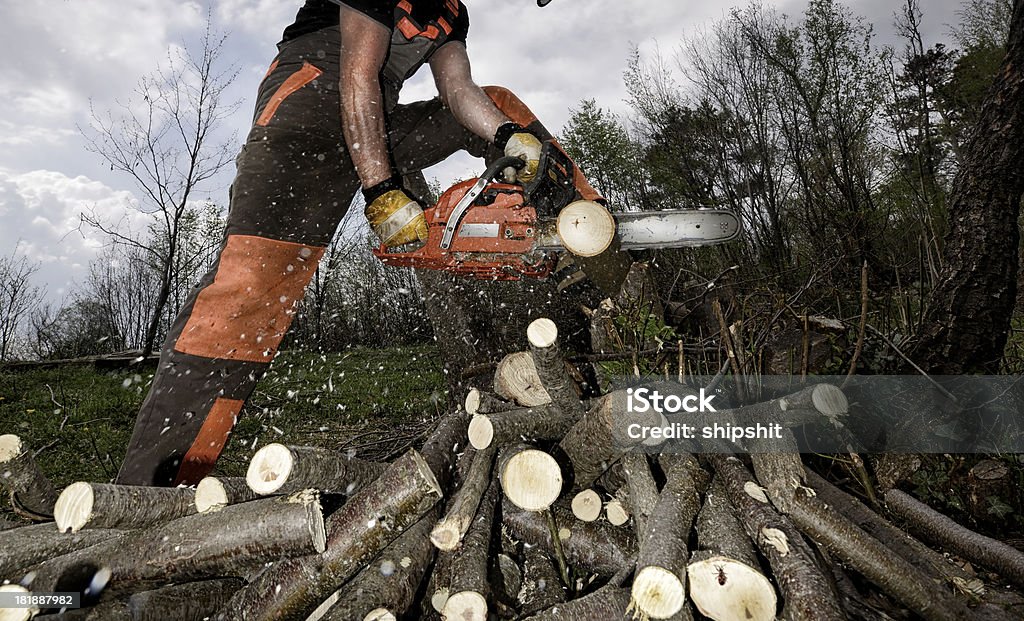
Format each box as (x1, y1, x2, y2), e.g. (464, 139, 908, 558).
(0, 0, 963, 303)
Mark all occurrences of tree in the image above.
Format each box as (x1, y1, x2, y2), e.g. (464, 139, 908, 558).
(80, 19, 239, 356)
(0, 244, 43, 361)
(914, 0, 1024, 373)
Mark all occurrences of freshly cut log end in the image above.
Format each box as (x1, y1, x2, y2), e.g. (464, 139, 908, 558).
(687, 556, 777, 621)
(0, 435, 20, 462)
(500, 449, 563, 512)
(557, 200, 616, 258)
(465, 389, 483, 415)
(494, 352, 551, 407)
(0, 584, 34, 621)
(53, 481, 93, 533)
(246, 443, 294, 494)
(441, 590, 487, 621)
(605, 499, 630, 526)
(809, 384, 848, 417)
(0, 434, 59, 519)
(430, 518, 466, 551)
(362, 609, 396, 621)
(430, 587, 450, 613)
(195, 477, 258, 514)
(527, 318, 559, 349)
(468, 415, 494, 450)
(631, 565, 686, 619)
(289, 489, 327, 554)
(571, 489, 602, 522)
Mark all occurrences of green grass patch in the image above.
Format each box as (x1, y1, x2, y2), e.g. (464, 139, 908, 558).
(0, 346, 445, 521)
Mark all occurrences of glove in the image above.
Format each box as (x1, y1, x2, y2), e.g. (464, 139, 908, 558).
(363, 177, 429, 247)
(495, 122, 542, 183)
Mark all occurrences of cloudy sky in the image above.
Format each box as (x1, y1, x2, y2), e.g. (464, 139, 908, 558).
(1, 0, 963, 302)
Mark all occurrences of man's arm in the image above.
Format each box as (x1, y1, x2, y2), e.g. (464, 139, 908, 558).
(429, 42, 508, 142)
(339, 5, 393, 188)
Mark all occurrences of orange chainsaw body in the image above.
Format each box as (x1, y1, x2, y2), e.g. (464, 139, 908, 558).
(373, 178, 556, 280)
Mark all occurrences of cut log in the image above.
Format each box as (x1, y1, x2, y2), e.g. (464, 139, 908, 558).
(221, 449, 443, 621)
(23, 490, 326, 595)
(418, 410, 471, 491)
(498, 446, 563, 512)
(503, 504, 635, 578)
(53, 482, 196, 532)
(631, 455, 707, 620)
(467, 404, 576, 450)
(886, 488, 1024, 589)
(312, 510, 439, 621)
(605, 498, 630, 526)
(557, 200, 617, 258)
(558, 389, 664, 488)
(33, 600, 131, 620)
(687, 477, 777, 621)
(431, 444, 495, 550)
(528, 318, 585, 418)
(246, 444, 385, 496)
(0, 523, 125, 580)
(0, 434, 58, 519)
(494, 351, 551, 407)
(517, 541, 567, 615)
(571, 489, 602, 522)
(497, 553, 523, 605)
(194, 476, 259, 513)
(522, 584, 631, 620)
(442, 477, 499, 621)
(711, 455, 844, 621)
(620, 452, 658, 539)
(128, 578, 244, 621)
(464, 388, 514, 416)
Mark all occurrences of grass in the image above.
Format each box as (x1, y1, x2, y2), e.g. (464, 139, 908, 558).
(0, 345, 446, 521)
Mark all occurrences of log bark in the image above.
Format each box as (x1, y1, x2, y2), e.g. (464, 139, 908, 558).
(498, 445, 564, 512)
(467, 404, 576, 450)
(431, 444, 495, 550)
(32, 599, 131, 620)
(194, 476, 258, 513)
(220, 449, 442, 621)
(494, 351, 551, 407)
(0, 434, 59, 519)
(522, 585, 631, 621)
(619, 452, 658, 540)
(53, 482, 196, 532)
(128, 578, 245, 621)
(558, 389, 663, 488)
(245, 444, 385, 496)
(312, 510, 439, 621)
(418, 410, 471, 492)
(24, 490, 326, 595)
(528, 318, 586, 419)
(886, 488, 1024, 589)
(631, 455, 707, 620)
(712, 455, 844, 621)
(464, 388, 514, 416)
(687, 477, 777, 621)
(517, 541, 567, 615)
(442, 477, 499, 621)
(0, 523, 125, 580)
(503, 504, 634, 578)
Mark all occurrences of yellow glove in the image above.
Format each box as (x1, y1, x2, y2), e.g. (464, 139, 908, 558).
(496, 123, 542, 183)
(363, 180, 428, 247)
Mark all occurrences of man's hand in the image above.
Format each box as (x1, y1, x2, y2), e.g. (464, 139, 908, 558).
(495, 123, 542, 183)
(363, 178, 429, 247)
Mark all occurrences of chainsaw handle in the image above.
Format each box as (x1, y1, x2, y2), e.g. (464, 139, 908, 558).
(482, 155, 526, 183)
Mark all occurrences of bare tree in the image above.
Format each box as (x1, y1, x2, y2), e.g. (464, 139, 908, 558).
(80, 19, 239, 355)
(0, 244, 44, 361)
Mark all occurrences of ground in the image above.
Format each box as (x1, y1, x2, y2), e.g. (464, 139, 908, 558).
(0, 346, 446, 522)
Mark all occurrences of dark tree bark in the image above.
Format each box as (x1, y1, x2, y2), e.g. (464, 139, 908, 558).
(915, 0, 1024, 373)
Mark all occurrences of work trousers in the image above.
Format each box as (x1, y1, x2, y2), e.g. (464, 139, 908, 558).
(116, 26, 600, 486)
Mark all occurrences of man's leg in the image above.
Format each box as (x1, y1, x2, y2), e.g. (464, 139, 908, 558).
(117, 29, 356, 486)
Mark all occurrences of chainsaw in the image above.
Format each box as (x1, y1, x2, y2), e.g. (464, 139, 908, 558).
(374, 143, 740, 281)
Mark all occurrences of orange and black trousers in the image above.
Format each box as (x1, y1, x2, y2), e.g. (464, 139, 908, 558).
(116, 26, 601, 486)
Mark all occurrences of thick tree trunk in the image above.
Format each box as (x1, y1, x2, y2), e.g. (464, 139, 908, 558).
(494, 351, 552, 407)
(0, 434, 59, 519)
(245, 444, 385, 496)
(53, 482, 196, 532)
(527, 318, 586, 418)
(220, 449, 442, 621)
(25, 491, 326, 595)
(467, 404, 577, 450)
(498, 445, 564, 512)
(915, 0, 1024, 373)
(503, 504, 635, 578)
(0, 524, 125, 580)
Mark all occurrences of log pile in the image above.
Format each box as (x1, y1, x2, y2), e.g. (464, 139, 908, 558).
(3, 281, 1024, 619)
